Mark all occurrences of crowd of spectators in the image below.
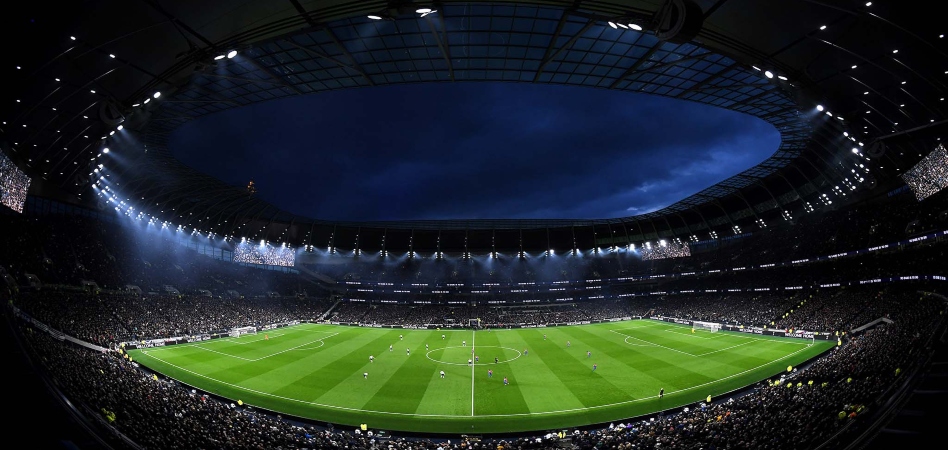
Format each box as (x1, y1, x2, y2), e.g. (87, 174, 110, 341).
(12, 290, 334, 347)
(0, 215, 325, 297)
(329, 300, 647, 328)
(0, 188, 946, 449)
(8, 283, 943, 450)
(301, 188, 946, 287)
(10, 282, 937, 350)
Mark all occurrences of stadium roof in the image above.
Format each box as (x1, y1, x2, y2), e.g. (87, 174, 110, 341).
(2, 0, 946, 252)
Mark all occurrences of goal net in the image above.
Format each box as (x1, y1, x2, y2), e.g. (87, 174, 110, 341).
(692, 321, 721, 333)
(229, 326, 257, 338)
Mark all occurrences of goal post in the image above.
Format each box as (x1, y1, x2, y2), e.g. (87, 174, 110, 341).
(229, 326, 257, 338)
(692, 321, 721, 333)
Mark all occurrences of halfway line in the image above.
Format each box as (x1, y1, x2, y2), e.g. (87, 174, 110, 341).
(471, 329, 476, 417)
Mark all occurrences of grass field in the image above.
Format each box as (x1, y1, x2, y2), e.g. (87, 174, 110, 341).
(127, 319, 834, 434)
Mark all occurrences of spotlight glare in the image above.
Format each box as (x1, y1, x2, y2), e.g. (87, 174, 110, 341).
(214, 54, 225, 60)
(416, 8, 432, 14)
(153, 91, 161, 99)
(367, 15, 383, 20)
(227, 50, 238, 59)
(628, 23, 642, 31)
(764, 70, 774, 78)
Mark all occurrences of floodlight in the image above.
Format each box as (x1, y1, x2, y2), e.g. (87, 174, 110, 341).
(628, 23, 642, 31)
(367, 15, 383, 20)
(416, 8, 432, 14)
(227, 50, 238, 59)
(214, 54, 226, 60)
(153, 91, 161, 99)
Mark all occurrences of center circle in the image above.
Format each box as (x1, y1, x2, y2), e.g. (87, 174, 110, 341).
(426, 345, 522, 366)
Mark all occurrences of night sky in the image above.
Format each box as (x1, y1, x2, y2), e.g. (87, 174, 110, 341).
(169, 82, 779, 221)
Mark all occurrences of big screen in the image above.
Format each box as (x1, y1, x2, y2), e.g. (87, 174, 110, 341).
(0, 151, 30, 213)
(901, 144, 948, 201)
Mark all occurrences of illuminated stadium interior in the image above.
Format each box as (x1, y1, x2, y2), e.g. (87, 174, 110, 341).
(1, 1, 947, 449)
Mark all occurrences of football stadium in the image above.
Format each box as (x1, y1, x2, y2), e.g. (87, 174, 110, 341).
(1, 1, 947, 449)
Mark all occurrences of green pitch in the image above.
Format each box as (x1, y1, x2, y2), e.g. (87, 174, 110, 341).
(126, 319, 833, 434)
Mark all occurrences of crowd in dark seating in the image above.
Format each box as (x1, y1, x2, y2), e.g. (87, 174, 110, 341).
(647, 292, 802, 327)
(0, 215, 327, 297)
(329, 300, 647, 328)
(300, 189, 947, 286)
(8, 282, 944, 450)
(1, 189, 946, 449)
(12, 290, 335, 347)
(10, 281, 938, 350)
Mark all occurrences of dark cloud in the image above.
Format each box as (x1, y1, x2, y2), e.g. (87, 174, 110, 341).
(169, 83, 779, 221)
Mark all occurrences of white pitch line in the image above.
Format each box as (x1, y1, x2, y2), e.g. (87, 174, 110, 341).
(609, 329, 700, 357)
(694, 340, 753, 357)
(181, 332, 339, 362)
(229, 332, 286, 344)
(134, 334, 817, 419)
(638, 320, 809, 346)
(470, 329, 476, 417)
(190, 344, 256, 361)
(662, 327, 716, 339)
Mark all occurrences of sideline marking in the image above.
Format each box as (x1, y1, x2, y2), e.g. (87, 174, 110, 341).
(134, 340, 816, 419)
(149, 332, 338, 362)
